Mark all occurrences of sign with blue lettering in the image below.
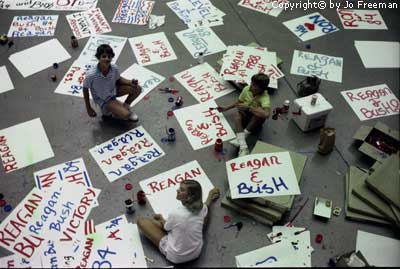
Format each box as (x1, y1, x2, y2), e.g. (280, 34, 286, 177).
(235, 241, 300, 267)
(8, 15, 58, 37)
(175, 26, 226, 58)
(283, 12, 339, 41)
(117, 63, 165, 107)
(112, 0, 155, 25)
(139, 160, 214, 217)
(226, 152, 300, 199)
(166, 0, 225, 28)
(0, 0, 98, 11)
(33, 157, 93, 190)
(54, 60, 96, 98)
(290, 50, 343, 83)
(89, 126, 165, 182)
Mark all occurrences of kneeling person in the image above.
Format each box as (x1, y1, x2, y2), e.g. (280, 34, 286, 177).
(83, 44, 141, 122)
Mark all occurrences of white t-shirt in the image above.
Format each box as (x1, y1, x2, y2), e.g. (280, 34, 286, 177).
(163, 204, 208, 263)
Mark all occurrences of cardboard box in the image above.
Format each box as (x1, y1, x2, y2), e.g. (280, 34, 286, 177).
(353, 122, 399, 162)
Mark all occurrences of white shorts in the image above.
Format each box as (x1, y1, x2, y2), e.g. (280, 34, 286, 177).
(159, 235, 168, 257)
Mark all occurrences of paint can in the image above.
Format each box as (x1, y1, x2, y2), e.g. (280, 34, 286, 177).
(0, 34, 8, 45)
(197, 52, 204, 64)
(175, 96, 183, 107)
(71, 35, 79, 48)
(167, 128, 176, 142)
(214, 138, 223, 152)
(283, 100, 290, 112)
(137, 191, 146, 205)
(311, 94, 318, 105)
(51, 75, 57, 81)
(125, 199, 135, 214)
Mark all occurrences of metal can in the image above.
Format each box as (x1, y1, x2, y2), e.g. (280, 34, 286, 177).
(167, 128, 176, 142)
(175, 96, 183, 107)
(214, 138, 223, 152)
(311, 94, 318, 105)
(71, 35, 79, 48)
(283, 100, 290, 111)
(197, 52, 204, 64)
(125, 199, 135, 214)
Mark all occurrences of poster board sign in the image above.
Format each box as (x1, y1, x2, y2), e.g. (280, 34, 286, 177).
(139, 160, 214, 217)
(0, 0, 98, 11)
(290, 50, 343, 83)
(54, 60, 95, 98)
(117, 63, 165, 107)
(166, 0, 225, 28)
(0, 255, 33, 268)
(175, 26, 226, 58)
(341, 84, 399, 121)
(236, 241, 301, 267)
(112, 0, 155, 25)
(0, 66, 14, 94)
(66, 8, 111, 39)
(174, 100, 236, 150)
(238, 0, 287, 17)
(89, 126, 165, 182)
(33, 157, 92, 190)
(73, 216, 147, 268)
(78, 34, 127, 64)
(0, 118, 54, 173)
(283, 12, 339, 41)
(8, 15, 58, 37)
(220, 45, 283, 86)
(129, 32, 177, 66)
(9, 38, 71, 77)
(174, 63, 235, 103)
(337, 10, 387, 30)
(226, 152, 300, 199)
(354, 41, 400, 68)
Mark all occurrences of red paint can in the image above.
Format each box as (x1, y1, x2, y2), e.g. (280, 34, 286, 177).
(315, 234, 323, 243)
(214, 138, 223, 152)
(137, 191, 146, 205)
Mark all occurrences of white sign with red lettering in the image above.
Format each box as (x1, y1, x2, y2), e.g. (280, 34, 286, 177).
(0, 254, 35, 268)
(226, 152, 300, 199)
(220, 45, 284, 86)
(66, 8, 111, 39)
(174, 63, 235, 103)
(129, 32, 177, 66)
(78, 34, 127, 64)
(341, 84, 400, 121)
(283, 12, 339, 41)
(337, 10, 387, 30)
(238, 0, 287, 17)
(290, 50, 343, 83)
(0, 118, 54, 173)
(139, 160, 214, 217)
(175, 26, 226, 58)
(33, 157, 92, 190)
(117, 63, 165, 107)
(89, 126, 165, 182)
(174, 100, 236, 150)
(54, 60, 95, 98)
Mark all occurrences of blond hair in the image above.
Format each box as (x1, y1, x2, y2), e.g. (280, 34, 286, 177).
(181, 180, 203, 213)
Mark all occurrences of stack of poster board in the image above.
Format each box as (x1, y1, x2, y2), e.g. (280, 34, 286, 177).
(221, 141, 307, 225)
(344, 155, 400, 228)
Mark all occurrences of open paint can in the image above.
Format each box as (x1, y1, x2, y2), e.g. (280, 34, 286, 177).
(167, 128, 176, 142)
(214, 138, 223, 152)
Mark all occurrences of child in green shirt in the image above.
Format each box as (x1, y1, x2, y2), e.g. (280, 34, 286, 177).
(217, 73, 272, 156)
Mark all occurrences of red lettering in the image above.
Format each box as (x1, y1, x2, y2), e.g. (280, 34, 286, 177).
(148, 181, 160, 193)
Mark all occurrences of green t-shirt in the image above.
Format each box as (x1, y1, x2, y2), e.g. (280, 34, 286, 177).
(238, 86, 270, 109)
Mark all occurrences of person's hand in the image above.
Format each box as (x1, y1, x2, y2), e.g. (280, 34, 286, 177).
(87, 107, 97, 117)
(131, 79, 138, 86)
(236, 103, 249, 111)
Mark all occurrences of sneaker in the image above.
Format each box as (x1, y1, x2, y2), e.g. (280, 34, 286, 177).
(229, 138, 240, 147)
(238, 146, 249, 157)
(129, 110, 139, 122)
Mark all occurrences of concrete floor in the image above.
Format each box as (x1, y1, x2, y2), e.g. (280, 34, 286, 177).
(0, 0, 399, 267)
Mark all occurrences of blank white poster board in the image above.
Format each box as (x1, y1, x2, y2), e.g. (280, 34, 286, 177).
(0, 118, 54, 173)
(0, 66, 14, 94)
(9, 38, 71, 77)
(355, 41, 400, 68)
(356, 230, 400, 267)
